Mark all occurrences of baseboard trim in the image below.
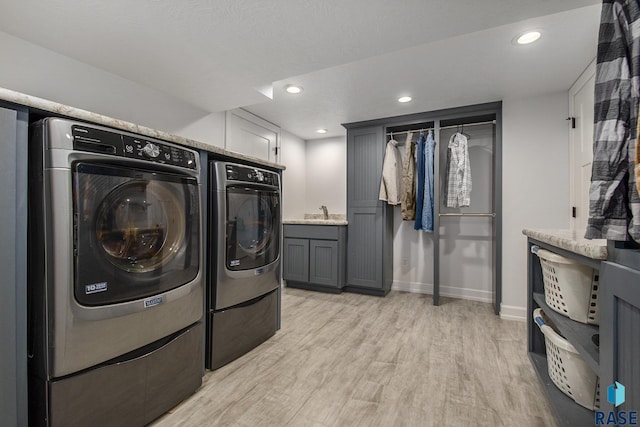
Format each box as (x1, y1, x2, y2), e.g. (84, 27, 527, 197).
(391, 281, 526, 320)
(391, 281, 492, 304)
(499, 304, 526, 322)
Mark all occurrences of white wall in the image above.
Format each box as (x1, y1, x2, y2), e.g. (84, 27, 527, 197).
(0, 30, 222, 146)
(501, 91, 570, 320)
(305, 136, 347, 215)
(173, 112, 226, 148)
(280, 131, 307, 220)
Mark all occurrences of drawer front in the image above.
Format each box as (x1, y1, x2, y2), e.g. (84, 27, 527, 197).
(283, 224, 341, 240)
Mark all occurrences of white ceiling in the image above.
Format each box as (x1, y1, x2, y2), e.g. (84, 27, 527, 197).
(0, 0, 601, 140)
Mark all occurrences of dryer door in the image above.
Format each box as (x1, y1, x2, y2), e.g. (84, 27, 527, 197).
(73, 163, 200, 306)
(225, 186, 280, 271)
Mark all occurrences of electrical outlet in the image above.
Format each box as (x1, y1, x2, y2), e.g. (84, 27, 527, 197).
(401, 258, 409, 268)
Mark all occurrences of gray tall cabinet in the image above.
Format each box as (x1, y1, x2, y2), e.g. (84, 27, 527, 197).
(344, 126, 394, 295)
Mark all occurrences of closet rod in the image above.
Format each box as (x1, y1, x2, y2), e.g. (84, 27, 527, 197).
(386, 120, 495, 136)
(439, 213, 496, 217)
(385, 129, 433, 136)
(439, 120, 496, 130)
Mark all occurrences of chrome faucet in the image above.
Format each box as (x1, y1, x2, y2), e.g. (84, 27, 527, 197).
(320, 205, 329, 220)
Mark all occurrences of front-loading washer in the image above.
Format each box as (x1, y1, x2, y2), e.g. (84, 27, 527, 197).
(28, 118, 204, 426)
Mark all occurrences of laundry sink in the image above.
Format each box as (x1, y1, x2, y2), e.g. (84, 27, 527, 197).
(282, 218, 348, 226)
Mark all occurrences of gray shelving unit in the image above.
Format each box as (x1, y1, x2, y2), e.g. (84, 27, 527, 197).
(526, 238, 601, 426)
(528, 237, 640, 425)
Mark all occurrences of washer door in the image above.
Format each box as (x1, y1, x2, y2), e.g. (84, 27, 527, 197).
(225, 186, 280, 271)
(74, 163, 200, 306)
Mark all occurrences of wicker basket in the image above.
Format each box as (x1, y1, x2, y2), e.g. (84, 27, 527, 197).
(532, 246, 599, 325)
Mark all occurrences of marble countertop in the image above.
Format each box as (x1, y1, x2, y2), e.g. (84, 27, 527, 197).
(522, 229, 607, 260)
(0, 87, 284, 170)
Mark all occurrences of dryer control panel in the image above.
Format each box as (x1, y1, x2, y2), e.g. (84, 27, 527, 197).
(72, 125, 198, 170)
(225, 164, 279, 187)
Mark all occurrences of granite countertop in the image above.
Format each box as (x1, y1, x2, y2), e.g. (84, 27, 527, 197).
(0, 87, 284, 171)
(283, 214, 348, 226)
(283, 219, 348, 225)
(522, 229, 607, 260)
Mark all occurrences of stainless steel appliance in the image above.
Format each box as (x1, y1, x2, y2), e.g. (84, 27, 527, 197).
(207, 161, 280, 369)
(28, 118, 204, 426)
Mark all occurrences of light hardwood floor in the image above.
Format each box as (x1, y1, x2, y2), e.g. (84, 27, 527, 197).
(152, 288, 558, 427)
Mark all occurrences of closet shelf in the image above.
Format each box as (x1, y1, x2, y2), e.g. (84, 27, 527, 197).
(439, 120, 496, 130)
(533, 292, 599, 372)
(529, 353, 595, 426)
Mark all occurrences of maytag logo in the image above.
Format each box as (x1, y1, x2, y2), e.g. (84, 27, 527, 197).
(144, 296, 164, 308)
(85, 282, 107, 294)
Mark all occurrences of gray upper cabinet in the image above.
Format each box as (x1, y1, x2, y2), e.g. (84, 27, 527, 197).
(347, 126, 384, 208)
(345, 125, 393, 295)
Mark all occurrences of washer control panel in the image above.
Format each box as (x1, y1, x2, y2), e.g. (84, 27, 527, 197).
(72, 125, 197, 170)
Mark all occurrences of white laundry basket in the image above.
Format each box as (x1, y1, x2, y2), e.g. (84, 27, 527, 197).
(533, 308, 600, 410)
(532, 246, 599, 324)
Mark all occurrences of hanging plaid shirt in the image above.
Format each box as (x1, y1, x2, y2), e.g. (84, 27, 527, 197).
(586, 0, 640, 242)
(445, 132, 471, 208)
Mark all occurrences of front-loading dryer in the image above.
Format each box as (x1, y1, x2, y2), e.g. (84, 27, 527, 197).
(28, 118, 204, 426)
(206, 161, 281, 369)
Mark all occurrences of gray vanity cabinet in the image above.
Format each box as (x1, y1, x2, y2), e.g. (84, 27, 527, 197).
(344, 125, 393, 296)
(599, 258, 640, 414)
(283, 225, 346, 292)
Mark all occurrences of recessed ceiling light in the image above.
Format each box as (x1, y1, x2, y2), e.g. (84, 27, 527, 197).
(398, 96, 412, 103)
(316, 129, 328, 134)
(516, 31, 541, 45)
(285, 84, 303, 94)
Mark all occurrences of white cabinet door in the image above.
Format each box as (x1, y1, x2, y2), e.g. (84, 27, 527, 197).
(570, 60, 596, 236)
(225, 109, 280, 163)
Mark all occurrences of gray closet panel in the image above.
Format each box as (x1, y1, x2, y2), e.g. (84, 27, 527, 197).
(0, 104, 28, 427)
(599, 260, 640, 414)
(347, 207, 383, 289)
